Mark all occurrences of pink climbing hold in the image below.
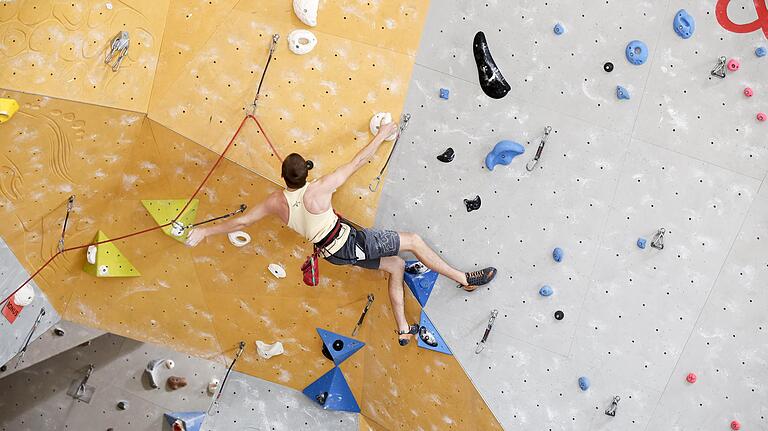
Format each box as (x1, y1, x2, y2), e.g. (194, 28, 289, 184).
(727, 58, 740, 71)
(686, 372, 697, 383)
(743, 87, 753, 97)
(758, 112, 767, 122)
(731, 420, 741, 430)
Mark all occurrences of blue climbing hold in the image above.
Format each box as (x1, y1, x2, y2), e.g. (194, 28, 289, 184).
(164, 412, 206, 431)
(539, 285, 553, 297)
(403, 260, 439, 306)
(317, 328, 365, 366)
(417, 311, 452, 355)
(673, 9, 695, 39)
(616, 85, 630, 100)
(553, 23, 565, 35)
(552, 247, 564, 262)
(440, 88, 450, 99)
(756, 47, 767, 57)
(485, 140, 525, 171)
(625, 40, 648, 65)
(303, 366, 360, 413)
(578, 376, 590, 391)
(637, 238, 647, 249)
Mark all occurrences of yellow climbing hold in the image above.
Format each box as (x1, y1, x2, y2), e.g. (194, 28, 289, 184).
(0, 98, 19, 124)
(141, 199, 199, 243)
(83, 231, 141, 278)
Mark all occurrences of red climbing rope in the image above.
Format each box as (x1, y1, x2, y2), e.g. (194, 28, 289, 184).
(2, 114, 282, 309)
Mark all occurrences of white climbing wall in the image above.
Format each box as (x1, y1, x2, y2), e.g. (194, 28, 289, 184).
(376, 0, 768, 429)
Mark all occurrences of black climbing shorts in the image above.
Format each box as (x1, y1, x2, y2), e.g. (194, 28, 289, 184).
(324, 224, 400, 270)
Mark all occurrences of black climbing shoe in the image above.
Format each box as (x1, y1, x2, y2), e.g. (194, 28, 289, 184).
(462, 267, 497, 292)
(419, 326, 439, 347)
(464, 195, 481, 212)
(397, 324, 420, 346)
(473, 32, 511, 99)
(437, 147, 455, 163)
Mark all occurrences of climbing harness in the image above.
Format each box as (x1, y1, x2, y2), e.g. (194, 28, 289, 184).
(711, 56, 727, 78)
(67, 364, 95, 403)
(170, 204, 247, 237)
(209, 341, 246, 413)
(526, 126, 553, 171)
(351, 293, 374, 336)
(650, 227, 665, 250)
(14, 307, 45, 369)
(369, 113, 411, 192)
(475, 309, 498, 354)
(58, 195, 75, 252)
(249, 34, 280, 116)
(605, 395, 620, 416)
(105, 31, 130, 72)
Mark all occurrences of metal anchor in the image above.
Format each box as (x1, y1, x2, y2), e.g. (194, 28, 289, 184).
(526, 126, 552, 171)
(475, 309, 499, 354)
(650, 227, 665, 250)
(369, 113, 411, 192)
(711, 56, 727, 79)
(105, 31, 130, 72)
(605, 395, 620, 416)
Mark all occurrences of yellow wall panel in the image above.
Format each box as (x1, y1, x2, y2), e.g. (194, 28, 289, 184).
(0, 0, 169, 113)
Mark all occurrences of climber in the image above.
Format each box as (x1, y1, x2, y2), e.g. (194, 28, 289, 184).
(185, 121, 497, 345)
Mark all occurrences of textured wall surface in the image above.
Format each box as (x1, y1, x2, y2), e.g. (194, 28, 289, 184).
(375, 0, 768, 430)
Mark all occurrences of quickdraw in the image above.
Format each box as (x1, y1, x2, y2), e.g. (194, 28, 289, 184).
(105, 31, 130, 72)
(650, 227, 666, 250)
(711, 56, 727, 78)
(15, 307, 45, 369)
(525, 126, 553, 171)
(369, 113, 411, 192)
(170, 204, 247, 237)
(58, 195, 75, 253)
(351, 294, 375, 336)
(249, 34, 280, 116)
(605, 395, 620, 416)
(209, 341, 246, 413)
(475, 309, 499, 354)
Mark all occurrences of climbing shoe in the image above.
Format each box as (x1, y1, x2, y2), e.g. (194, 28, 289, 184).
(462, 267, 497, 292)
(397, 323, 420, 346)
(419, 326, 439, 347)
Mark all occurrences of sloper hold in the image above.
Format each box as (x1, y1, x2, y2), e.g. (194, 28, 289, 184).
(0, 98, 20, 124)
(164, 411, 206, 431)
(316, 328, 365, 365)
(673, 9, 695, 39)
(302, 367, 360, 413)
(83, 231, 140, 277)
(417, 310, 452, 355)
(403, 260, 438, 306)
(625, 40, 648, 65)
(473, 31, 511, 99)
(141, 199, 199, 243)
(485, 140, 525, 170)
(616, 85, 630, 100)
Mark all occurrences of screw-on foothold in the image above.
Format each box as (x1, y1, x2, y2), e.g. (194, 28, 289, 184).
(616, 85, 631, 100)
(439, 88, 450, 99)
(686, 372, 697, 383)
(553, 23, 565, 35)
(731, 420, 741, 430)
(757, 112, 767, 122)
(756, 47, 767, 57)
(727, 58, 740, 71)
(578, 376, 590, 391)
(637, 238, 647, 249)
(552, 247, 564, 262)
(554, 310, 565, 320)
(744, 87, 753, 97)
(539, 285, 553, 297)
(604, 62, 614, 72)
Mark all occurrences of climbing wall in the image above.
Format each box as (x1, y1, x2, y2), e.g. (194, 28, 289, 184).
(375, 0, 768, 429)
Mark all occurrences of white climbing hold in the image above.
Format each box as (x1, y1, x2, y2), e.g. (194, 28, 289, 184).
(228, 231, 251, 247)
(105, 2, 113, 10)
(13, 285, 35, 307)
(287, 29, 318, 55)
(268, 263, 286, 279)
(165, 359, 175, 369)
(369, 112, 397, 141)
(256, 340, 285, 359)
(293, 0, 319, 27)
(207, 378, 220, 396)
(86, 245, 97, 264)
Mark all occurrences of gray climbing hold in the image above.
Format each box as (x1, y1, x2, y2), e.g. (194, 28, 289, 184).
(539, 285, 553, 297)
(673, 9, 695, 39)
(553, 23, 565, 35)
(616, 86, 630, 100)
(625, 40, 648, 65)
(578, 376, 590, 391)
(144, 358, 172, 389)
(757, 47, 767, 57)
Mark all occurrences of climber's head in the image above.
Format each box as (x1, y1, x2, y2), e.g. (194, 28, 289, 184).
(281, 153, 313, 189)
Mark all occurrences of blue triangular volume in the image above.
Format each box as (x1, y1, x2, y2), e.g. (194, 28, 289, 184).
(164, 411, 206, 431)
(403, 260, 439, 307)
(316, 328, 365, 365)
(302, 366, 361, 413)
(417, 311, 452, 355)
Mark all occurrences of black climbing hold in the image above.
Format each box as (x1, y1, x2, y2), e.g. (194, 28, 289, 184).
(473, 32, 511, 99)
(306, 160, 314, 170)
(321, 344, 333, 361)
(0, 365, 6, 372)
(53, 327, 65, 336)
(464, 195, 481, 212)
(437, 147, 455, 163)
(419, 326, 439, 347)
(604, 62, 614, 72)
(332, 340, 344, 351)
(316, 391, 329, 405)
(554, 310, 564, 320)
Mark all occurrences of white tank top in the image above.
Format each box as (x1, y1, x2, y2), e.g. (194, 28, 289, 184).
(283, 183, 349, 254)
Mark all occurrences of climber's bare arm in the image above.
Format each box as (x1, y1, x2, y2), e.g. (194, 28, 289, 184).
(185, 192, 283, 247)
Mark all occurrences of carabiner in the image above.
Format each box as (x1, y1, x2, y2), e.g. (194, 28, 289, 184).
(475, 309, 499, 354)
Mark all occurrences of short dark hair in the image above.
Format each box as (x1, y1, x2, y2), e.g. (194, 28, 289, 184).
(281, 153, 309, 189)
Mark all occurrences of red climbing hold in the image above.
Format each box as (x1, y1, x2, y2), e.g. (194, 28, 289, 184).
(727, 58, 740, 71)
(731, 420, 741, 430)
(757, 112, 767, 122)
(744, 87, 753, 97)
(686, 372, 697, 383)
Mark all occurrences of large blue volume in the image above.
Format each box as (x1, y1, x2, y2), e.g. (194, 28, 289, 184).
(302, 366, 361, 413)
(417, 310, 453, 355)
(316, 328, 365, 365)
(403, 260, 439, 306)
